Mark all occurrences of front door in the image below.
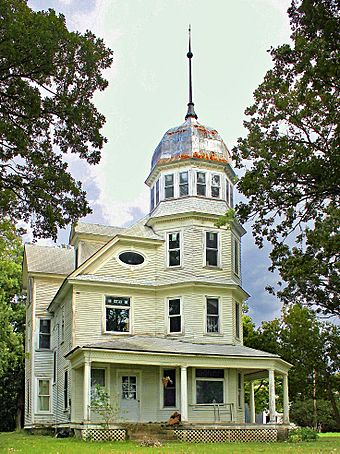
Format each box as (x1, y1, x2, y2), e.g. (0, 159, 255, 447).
(119, 374, 140, 421)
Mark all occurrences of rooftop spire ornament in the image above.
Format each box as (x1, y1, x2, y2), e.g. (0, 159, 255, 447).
(185, 25, 198, 120)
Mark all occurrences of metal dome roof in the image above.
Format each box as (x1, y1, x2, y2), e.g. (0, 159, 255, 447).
(151, 117, 231, 169)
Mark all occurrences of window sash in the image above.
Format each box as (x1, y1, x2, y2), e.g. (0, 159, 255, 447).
(168, 298, 181, 333)
(196, 379, 224, 404)
(211, 174, 221, 198)
(150, 187, 155, 210)
(179, 171, 189, 197)
(167, 232, 181, 267)
(38, 319, 51, 349)
(164, 174, 174, 199)
(64, 370, 68, 410)
(206, 232, 219, 267)
(163, 368, 176, 407)
(233, 239, 240, 275)
(196, 171, 206, 196)
(155, 180, 160, 205)
(206, 298, 219, 333)
(235, 302, 240, 339)
(38, 379, 50, 412)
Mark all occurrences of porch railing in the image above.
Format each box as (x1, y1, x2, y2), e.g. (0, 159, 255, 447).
(190, 402, 234, 423)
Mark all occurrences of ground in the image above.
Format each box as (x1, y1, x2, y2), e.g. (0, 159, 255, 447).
(0, 432, 339, 453)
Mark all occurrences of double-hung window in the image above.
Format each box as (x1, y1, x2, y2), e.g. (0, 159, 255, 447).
(61, 306, 65, 343)
(235, 301, 240, 339)
(168, 298, 181, 333)
(226, 179, 234, 207)
(38, 319, 51, 349)
(163, 368, 176, 407)
(105, 296, 130, 333)
(167, 232, 181, 267)
(233, 238, 240, 276)
(37, 379, 51, 412)
(64, 370, 68, 410)
(205, 232, 219, 267)
(164, 174, 174, 199)
(206, 298, 219, 333)
(196, 171, 206, 196)
(196, 369, 224, 404)
(179, 171, 189, 197)
(211, 174, 221, 198)
(155, 180, 160, 205)
(150, 186, 155, 211)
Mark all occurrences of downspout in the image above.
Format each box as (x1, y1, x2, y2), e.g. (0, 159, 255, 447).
(54, 323, 60, 435)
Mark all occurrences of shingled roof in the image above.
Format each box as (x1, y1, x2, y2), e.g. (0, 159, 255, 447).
(24, 244, 74, 275)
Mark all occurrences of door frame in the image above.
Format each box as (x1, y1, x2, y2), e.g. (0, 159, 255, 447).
(116, 369, 142, 421)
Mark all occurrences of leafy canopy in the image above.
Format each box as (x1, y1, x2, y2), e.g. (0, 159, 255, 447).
(0, 0, 113, 239)
(232, 0, 340, 316)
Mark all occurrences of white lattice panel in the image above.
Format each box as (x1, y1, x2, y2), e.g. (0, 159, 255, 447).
(174, 428, 277, 443)
(82, 429, 126, 442)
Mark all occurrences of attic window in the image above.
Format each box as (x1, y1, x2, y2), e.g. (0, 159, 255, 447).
(119, 251, 144, 266)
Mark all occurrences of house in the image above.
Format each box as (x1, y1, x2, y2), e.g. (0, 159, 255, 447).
(23, 37, 291, 442)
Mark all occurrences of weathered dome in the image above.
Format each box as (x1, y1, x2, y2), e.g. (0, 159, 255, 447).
(151, 117, 231, 169)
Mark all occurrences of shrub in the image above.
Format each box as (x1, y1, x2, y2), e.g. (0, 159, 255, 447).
(288, 427, 318, 443)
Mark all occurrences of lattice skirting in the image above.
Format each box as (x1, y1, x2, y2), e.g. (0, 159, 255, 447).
(82, 428, 126, 442)
(174, 428, 278, 443)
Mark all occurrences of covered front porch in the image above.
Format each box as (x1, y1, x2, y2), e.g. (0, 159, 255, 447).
(66, 336, 291, 429)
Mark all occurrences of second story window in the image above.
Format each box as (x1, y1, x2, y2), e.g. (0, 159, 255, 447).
(179, 171, 189, 197)
(105, 296, 130, 333)
(164, 174, 174, 199)
(168, 298, 182, 333)
(211, 174, 221, 198)
(167, 232, 181, 267)
(38, 319, 51, 349)
(206, 297, 219, 333)
(206, 232, 219, 267)
(233, 238, 240, 276)
(235, 301, 240, 339)
(196, 171, 206, 196)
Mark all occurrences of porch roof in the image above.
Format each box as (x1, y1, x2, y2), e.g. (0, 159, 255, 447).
(78, 335, 279, 359)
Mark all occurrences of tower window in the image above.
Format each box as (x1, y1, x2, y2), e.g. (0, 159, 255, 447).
(226, 179, 234, 207)
(168, 298, 182, 333)
(155, 179, 160, 205)
(211, 174, 221, 198)
(235, 301, 240, 339)
(150, 187, 155, 210)
(233, 238, 240, 276)
(164, 174, 174, 199)
(205, 232, 219, 267)
(196, 171, 206, 196)
(167, 232, 181, 267)
(38, 319, 51, 349)
(179, 171, 189, 197)
(206, 297, 219, 333)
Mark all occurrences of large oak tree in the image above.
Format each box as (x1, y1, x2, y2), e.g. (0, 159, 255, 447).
(233, 0, 339, 316)
(0, 0, 113, 239)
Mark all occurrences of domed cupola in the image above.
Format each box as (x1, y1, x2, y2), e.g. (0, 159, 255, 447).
(145, 27, 235, 219)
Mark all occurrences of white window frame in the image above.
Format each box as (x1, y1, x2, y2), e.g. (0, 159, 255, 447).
(194, 368, 225, 405)
(226, 178, 234, 207)
(204, 231, 221, 268)
(155, 179, 160, 205)
(36, 378, 52, 414)
(164, 173, 175, 199)
(166, 231, 182, 268)
(205, 297, 220, 335)
(179, 170, 189, 197)
(150, 186, 155, 211)
(104, 296, 132, 334)
(211, 173, 221, 199)
(196, 170, 206, 196)
(167, 297, 183, 335)
(233, 236, 240, 276)
(37, 317, 51, 350)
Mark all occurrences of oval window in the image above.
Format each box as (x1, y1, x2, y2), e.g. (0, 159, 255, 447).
(119, 251, 145, 266)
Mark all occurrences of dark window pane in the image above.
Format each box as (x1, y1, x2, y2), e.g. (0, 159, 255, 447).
(180, 172, 188, 183)
(164, 369, 176, 385)
(235, 302, 240, 338)
(196, 380, 223, 404)
(197, 184, 206, 196)
(170, 316, 181, 333)
(39, 333, 50, 349)
(151, 187, 154, 210)
(206, 232, 217, 249)
(169, 250, 180, 266)
(106, 307, 129, 332)
(156, 180, 159, 204)
(169, 299, 180, 315)
(226, 182, 230, 204)
(196, 369, 224, 378)
(230, 187, 234, 207)
(197, 172, 206, 184)
(106, 296, 130, 306)
(164, 388, 176, 406)
(165, 186, 174, 199)
(165, 174, 174, 185)
(206, 249, 218, 266)
(179, 184, 189, 197)
(119, 252, 144, 265)
(207, 298, 218, 315)
(91, 369, 105, 387)
(212, 174, 220, 186)
(168, 233, 180, 249)
(40, 319, 50, 334)
(207, 316, 219, 333)
(211, 186, 220, 198)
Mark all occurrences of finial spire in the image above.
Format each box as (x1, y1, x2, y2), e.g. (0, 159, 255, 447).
(185, 25, 198, 120)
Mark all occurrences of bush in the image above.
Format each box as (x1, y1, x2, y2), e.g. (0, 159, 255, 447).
(290, 399, 340, 432)
(288, 427, 318, 443)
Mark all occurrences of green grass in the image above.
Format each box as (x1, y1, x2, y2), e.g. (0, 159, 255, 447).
(0, 431, 339, 454)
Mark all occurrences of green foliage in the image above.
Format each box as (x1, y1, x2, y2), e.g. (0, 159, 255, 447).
(0, 219, 25, 431)
(214, 208, 235, 229)
(0, 0, 113, 239)
(288, 427, 318, 443)
(90, 384, 120, 428)
(231, 0, 340, 317)
(290, 399, 340, 432)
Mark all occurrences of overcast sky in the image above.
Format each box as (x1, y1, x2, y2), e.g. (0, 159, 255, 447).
(29, 0, 292, 325)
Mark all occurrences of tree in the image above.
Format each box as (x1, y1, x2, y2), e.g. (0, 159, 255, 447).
(0, 0, 113, 239)
(0, 219, 25, 431)
(232, 0, 340, 316)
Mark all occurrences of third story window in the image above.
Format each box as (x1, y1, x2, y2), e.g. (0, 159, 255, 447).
(155, 179, 160, 205)
(196, 171, 206, 196)
(168, 298, 181, 333)
(167, 232, 181, 267)
(206, 232, 218, 267)
(105, 296, 130, 332)
(164, 174, 174, 199)
(233, 238, 240, 275)
(179, 171, 189, 197)
(235, 301, 240, 339)
(38, 319, 51, 349)
(206, 298, 219, 333)
(211, 174, 221, 198)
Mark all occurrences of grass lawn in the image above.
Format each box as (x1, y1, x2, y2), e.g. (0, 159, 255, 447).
(0, 431, 339, 454)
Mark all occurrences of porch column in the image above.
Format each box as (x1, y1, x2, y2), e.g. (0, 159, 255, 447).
(283, 373, 290, 424)
(180, 366, 188, 422)
(249, 380, 256, 424)
(83, 359, 91, 421)
(268, 369, 276, 424)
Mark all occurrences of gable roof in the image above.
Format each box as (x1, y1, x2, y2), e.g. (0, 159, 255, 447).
(24, 244, 74, 275)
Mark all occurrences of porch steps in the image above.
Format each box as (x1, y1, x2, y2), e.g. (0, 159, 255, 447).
(125, 423, 177, 442)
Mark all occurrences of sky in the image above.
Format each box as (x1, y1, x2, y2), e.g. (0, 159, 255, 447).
(29, 0, 292, 326)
